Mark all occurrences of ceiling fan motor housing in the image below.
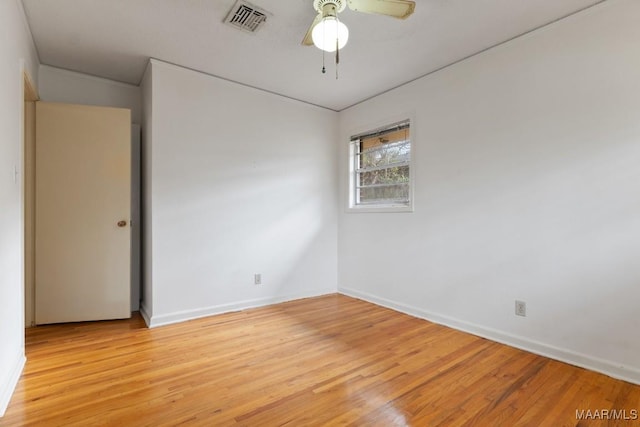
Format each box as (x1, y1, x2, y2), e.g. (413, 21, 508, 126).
(314, 0, 346, 16)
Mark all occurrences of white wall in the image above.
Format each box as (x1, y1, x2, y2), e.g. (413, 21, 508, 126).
(0, 0, 39, 416)
(338, 0, 640, 384)
(38, 65, 141, 124)
(142, 59, 338, 326)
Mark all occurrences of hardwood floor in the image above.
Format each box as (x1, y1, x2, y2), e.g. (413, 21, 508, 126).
(2, 294, 639, 426)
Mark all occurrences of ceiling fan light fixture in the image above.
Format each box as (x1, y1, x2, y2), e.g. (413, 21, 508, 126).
(311, 16, 349, 52)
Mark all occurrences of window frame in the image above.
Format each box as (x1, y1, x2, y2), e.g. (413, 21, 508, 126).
(347, 117, 415, 213)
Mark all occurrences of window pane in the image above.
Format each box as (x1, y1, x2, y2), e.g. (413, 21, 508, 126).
(360, 127, 410, 150)
(358, 165, 409, 186)
(359, 141, 410, 169)
(359, 184, 409, 203)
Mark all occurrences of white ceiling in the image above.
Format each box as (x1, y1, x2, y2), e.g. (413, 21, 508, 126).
(22, 0, 604, 111)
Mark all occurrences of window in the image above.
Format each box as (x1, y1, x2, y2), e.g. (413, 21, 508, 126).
(349, 119, 412, 211)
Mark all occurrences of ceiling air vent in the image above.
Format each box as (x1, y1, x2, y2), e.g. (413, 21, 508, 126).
(224, 0, 270, 33)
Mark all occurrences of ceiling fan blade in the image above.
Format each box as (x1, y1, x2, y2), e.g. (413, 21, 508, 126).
(347, 0, 415, 19)
(301, 13, 323, 46)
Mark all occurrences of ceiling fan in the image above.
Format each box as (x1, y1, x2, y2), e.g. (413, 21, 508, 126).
(301, 0, 416, 52)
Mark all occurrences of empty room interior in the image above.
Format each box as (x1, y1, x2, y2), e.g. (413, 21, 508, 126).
(1, 0, 640, 424)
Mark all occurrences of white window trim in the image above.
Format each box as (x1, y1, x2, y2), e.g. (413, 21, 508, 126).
(347, 115, 415, 213)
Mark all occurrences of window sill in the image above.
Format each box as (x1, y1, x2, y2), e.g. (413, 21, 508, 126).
(347, 204, 414, 213)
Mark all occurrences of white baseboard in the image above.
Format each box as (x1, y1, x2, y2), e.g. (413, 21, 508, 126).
(339, 286, 640, 386)
(0, 351, 25, 417)
(145, 288, 336, 328)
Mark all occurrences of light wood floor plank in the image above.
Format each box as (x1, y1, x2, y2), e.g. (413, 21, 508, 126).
(2, 294, 639, 426)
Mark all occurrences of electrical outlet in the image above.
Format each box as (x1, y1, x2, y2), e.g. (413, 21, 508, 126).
(515, 300, 526, 317)
(254, 274, 262, 285)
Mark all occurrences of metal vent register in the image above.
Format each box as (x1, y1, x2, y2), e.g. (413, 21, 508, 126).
(224, 0, 269, 33)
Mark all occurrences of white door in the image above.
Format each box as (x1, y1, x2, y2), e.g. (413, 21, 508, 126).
(35, 102, 131, 324)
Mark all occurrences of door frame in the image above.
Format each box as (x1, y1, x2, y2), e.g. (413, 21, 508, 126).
(23, 70, 38, 328)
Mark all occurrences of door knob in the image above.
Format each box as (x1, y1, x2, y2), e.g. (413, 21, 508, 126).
(117, 220, 128, 228)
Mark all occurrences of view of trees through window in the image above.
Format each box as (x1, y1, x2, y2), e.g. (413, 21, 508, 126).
(352, 121, 411, 206)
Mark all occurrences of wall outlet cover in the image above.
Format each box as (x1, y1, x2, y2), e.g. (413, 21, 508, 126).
(515, 300, 526, 317)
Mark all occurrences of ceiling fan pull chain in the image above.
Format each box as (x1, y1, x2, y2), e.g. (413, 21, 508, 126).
(335, 34, 340, 79)
(321, 18, 327, 74)
(335, 15, 341, 79)
(322, 48, 326, 74)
